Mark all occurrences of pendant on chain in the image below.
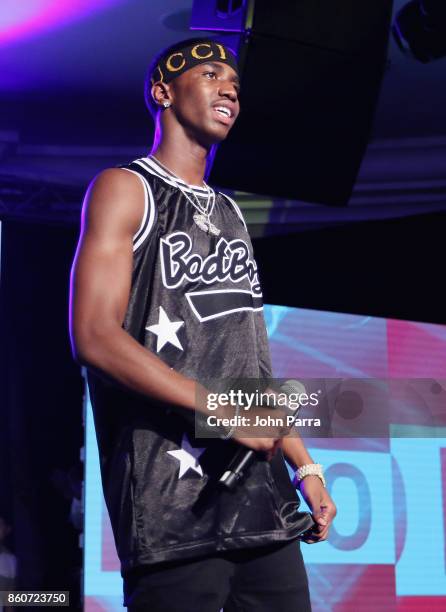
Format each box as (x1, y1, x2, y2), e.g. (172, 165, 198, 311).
(207, 221, 221, 236)
(193, 212, 220, 236)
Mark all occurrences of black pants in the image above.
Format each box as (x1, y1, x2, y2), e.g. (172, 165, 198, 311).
(124, 540, 311, 612)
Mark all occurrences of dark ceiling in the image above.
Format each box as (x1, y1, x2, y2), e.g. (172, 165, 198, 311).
(0, 0, 445, 147)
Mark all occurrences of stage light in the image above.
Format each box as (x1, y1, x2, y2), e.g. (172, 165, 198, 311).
(393, 0, 446, 62)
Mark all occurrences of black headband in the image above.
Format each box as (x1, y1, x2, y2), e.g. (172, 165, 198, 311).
(150, 40, 239, 85)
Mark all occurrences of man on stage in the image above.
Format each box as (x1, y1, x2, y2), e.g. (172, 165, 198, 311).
(70, 37, 336, 611)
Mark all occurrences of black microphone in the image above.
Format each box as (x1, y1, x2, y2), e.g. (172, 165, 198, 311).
(219, 448, 256, 490)
(219, 380, 306, 490)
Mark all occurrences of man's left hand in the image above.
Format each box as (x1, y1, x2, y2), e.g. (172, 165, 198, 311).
(298, 475, 337, 544)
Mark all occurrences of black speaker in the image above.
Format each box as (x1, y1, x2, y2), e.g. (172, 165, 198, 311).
(193, 0, 393, 205)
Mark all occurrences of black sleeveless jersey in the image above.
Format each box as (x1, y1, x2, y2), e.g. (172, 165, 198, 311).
(86, 156, 309, 576)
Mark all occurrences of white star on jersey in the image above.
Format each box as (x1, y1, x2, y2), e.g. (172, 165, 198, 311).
(167, 434, 206, 478)
(146, 306, 184, 352)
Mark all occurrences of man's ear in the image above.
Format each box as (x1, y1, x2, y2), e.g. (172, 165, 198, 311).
(151, 81, 171, 108)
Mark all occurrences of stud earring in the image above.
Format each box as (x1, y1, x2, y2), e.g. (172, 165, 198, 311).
(163, 101, 171, 109)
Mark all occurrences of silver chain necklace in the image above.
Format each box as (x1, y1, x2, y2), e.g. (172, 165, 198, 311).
(149, 156, 220, 236)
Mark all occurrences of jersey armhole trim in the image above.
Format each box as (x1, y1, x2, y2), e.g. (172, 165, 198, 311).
(121, 167, 157, 252)
(220, 192, 248, 231)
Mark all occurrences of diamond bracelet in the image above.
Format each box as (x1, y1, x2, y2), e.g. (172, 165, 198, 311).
(293, 463, 326, 488)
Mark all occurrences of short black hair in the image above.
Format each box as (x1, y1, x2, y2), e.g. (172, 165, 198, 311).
(144, 36, 221, 121)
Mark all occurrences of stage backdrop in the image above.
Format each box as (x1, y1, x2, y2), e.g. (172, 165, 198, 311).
(83, 306, 446, 611)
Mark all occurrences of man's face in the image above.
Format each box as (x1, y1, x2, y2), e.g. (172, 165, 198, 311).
(166, 61, 240, 146)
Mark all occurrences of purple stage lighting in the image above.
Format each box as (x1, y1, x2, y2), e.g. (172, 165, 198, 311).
(0, 0, 123, 47)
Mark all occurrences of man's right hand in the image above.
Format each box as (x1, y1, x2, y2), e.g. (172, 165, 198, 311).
(208, 398, 289, 460)
(233, 436, 283, 461)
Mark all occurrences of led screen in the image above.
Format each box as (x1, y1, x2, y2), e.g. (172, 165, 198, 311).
(84, 306, 446, 610)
